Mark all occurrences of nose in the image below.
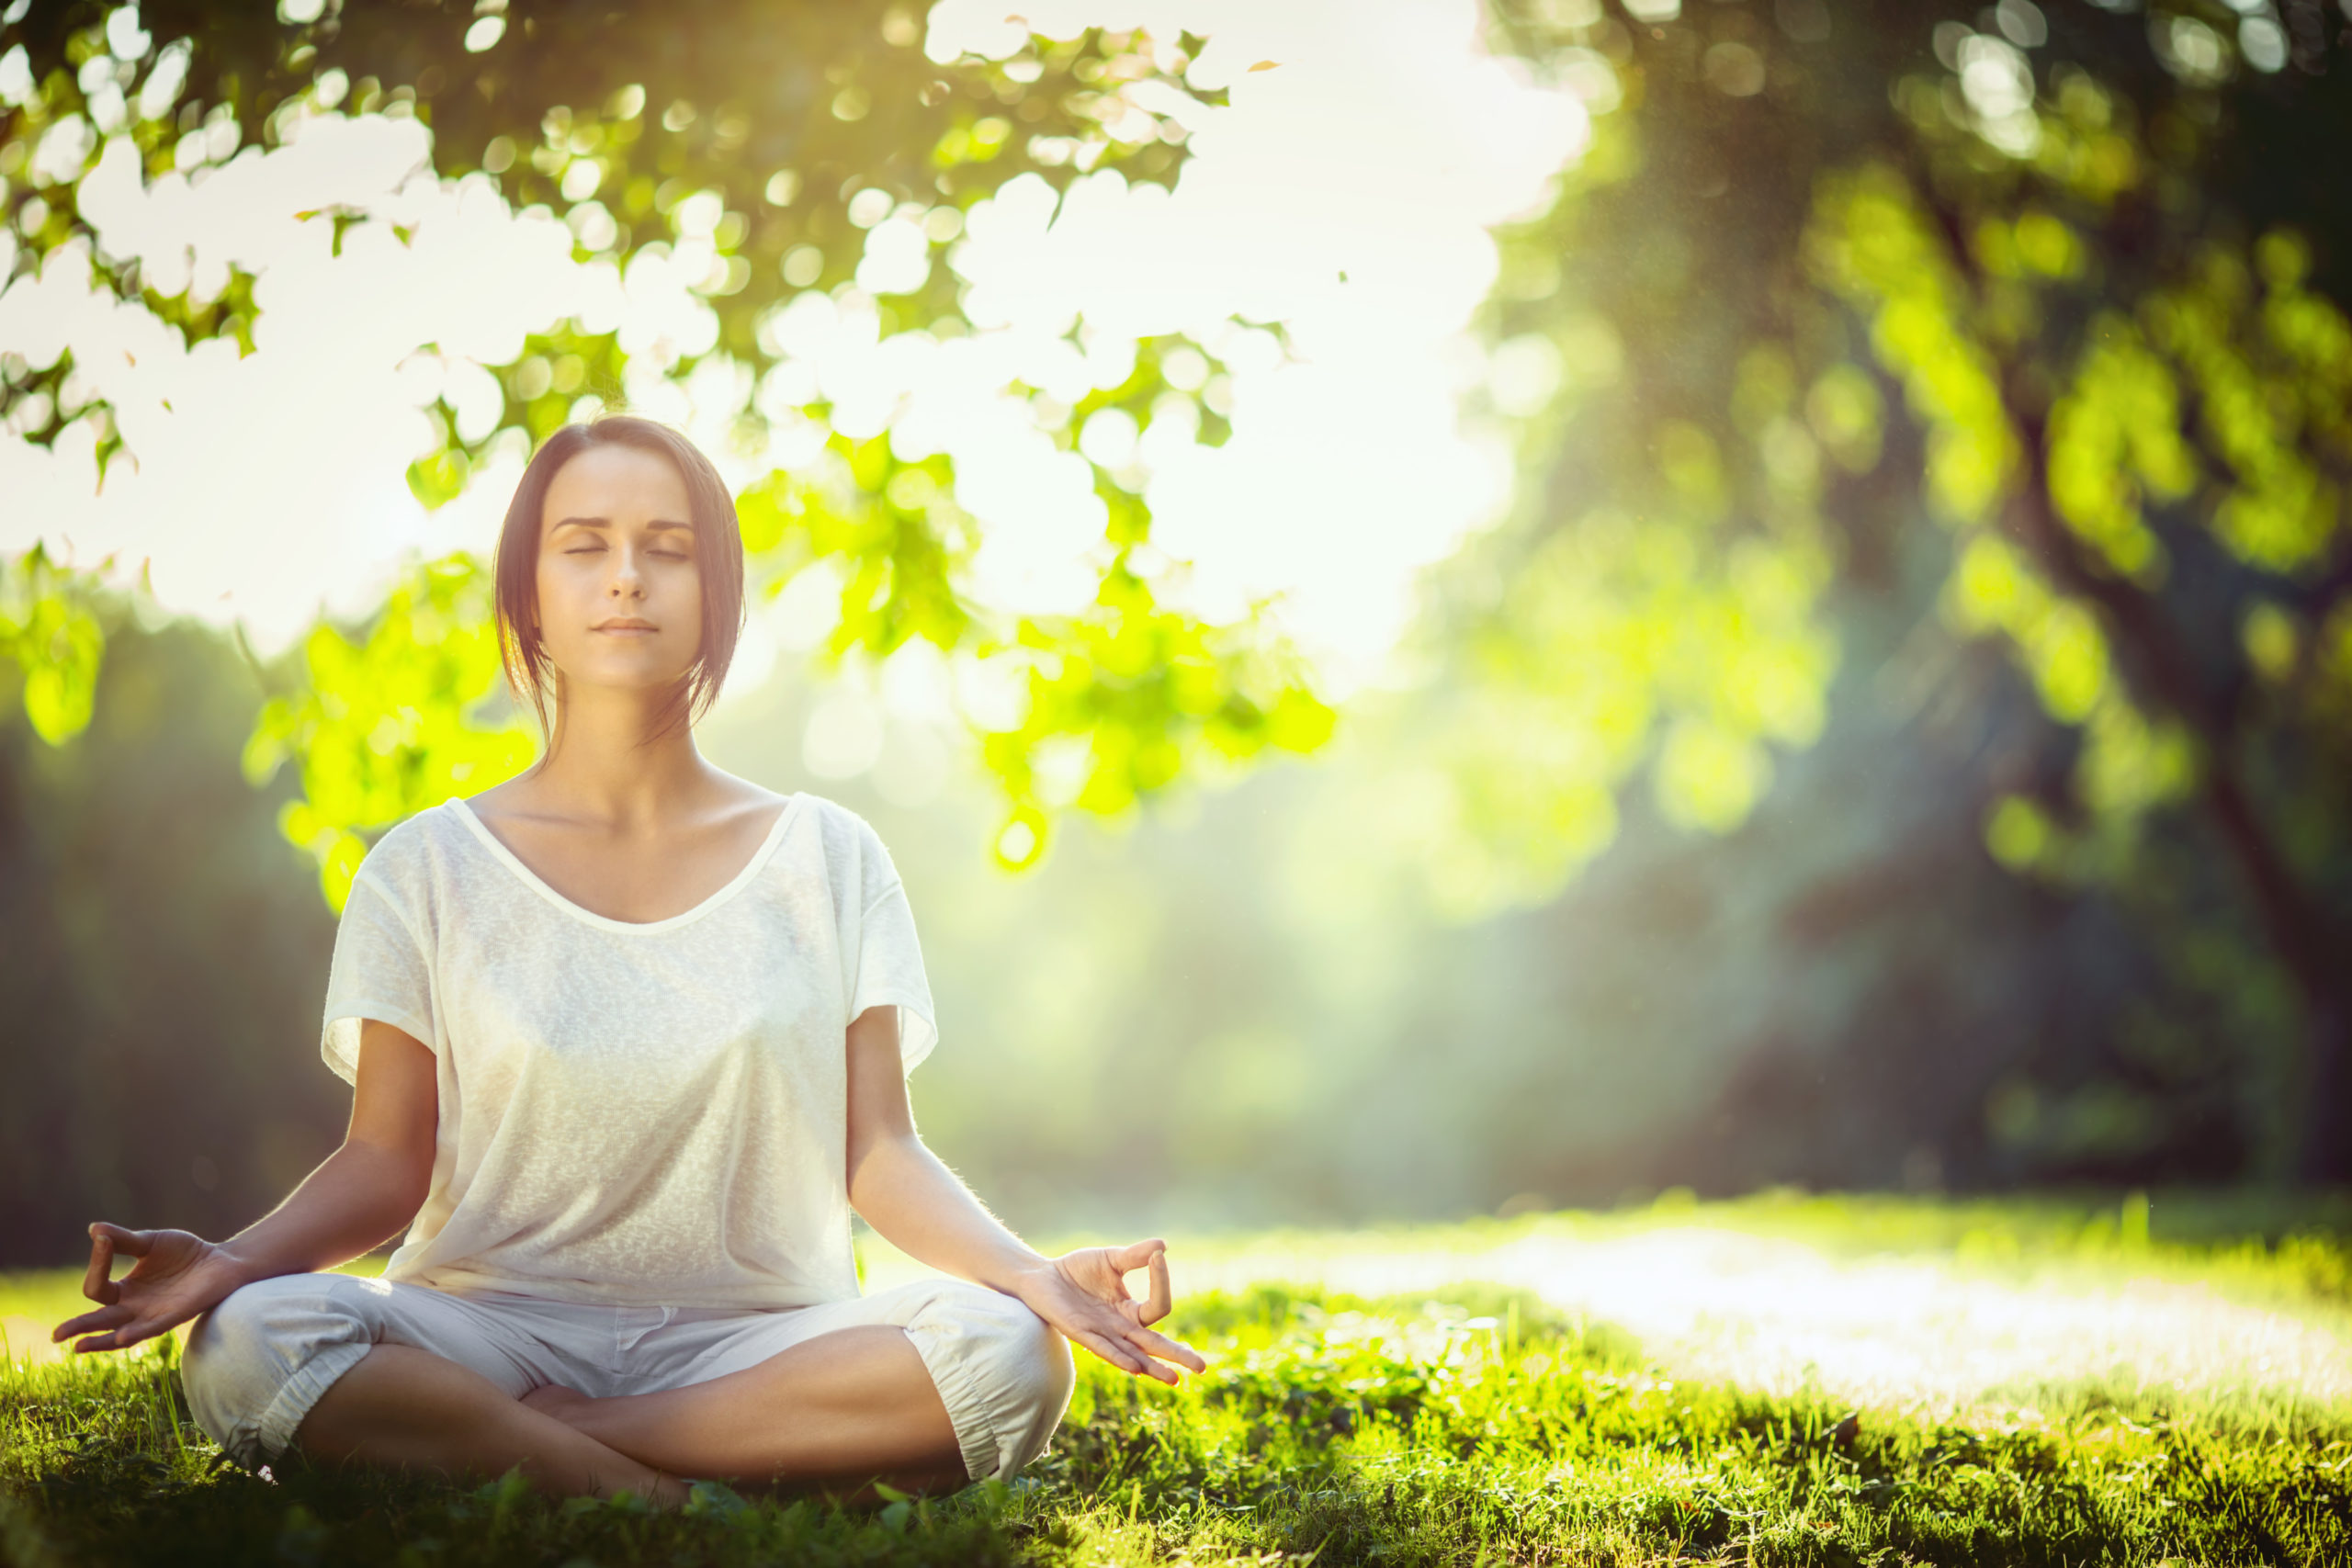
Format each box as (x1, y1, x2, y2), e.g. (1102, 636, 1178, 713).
(609, 549, 647, 599)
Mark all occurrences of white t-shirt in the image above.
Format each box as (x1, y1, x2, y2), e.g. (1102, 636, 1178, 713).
(316, 790, 936, 1308)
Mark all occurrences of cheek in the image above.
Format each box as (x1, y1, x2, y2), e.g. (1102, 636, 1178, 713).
(534, 560, 587, 627)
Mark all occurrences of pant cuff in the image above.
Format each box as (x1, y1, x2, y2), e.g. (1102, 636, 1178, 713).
(901, 1323, 1001, 1482)
(252, 1337, 376, 1465)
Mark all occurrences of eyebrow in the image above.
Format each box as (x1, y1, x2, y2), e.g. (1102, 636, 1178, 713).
(551, 517, 695, 534)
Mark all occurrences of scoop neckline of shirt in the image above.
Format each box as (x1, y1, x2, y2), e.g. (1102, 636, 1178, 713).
(444, 792, 804, 935)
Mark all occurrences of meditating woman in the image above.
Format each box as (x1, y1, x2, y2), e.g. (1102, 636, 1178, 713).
(51, 413, 1204, 1506)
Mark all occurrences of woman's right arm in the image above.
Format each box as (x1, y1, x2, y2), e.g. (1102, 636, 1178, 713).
(51, 1020, 437, 1354)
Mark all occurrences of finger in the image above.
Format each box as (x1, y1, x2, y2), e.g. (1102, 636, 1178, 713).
(80, 1228, 118, 1306)
(1107, 1237, 1167, 1273)
(93, 1222, 154, 1257)
(1140, 1250, 1172, 1325)
(1071, 1327, 1148, 1376)
(1125, 1322, 1208, 1374)
(52, 1304, 130, 1344)
(1080, 1312, 1185, 1383)
(1080, 1332, 1147, 1377)
(1124, 1339, 1180, 1385)
(1080, 1304, 1194, 1380)
(70, 1318, 153, 1354)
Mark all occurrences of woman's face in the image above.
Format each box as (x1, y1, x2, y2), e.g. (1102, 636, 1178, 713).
(534, 442, 704, 697)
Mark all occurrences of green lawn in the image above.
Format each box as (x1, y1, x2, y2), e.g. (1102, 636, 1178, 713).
(5, 1194, 2349, 1566)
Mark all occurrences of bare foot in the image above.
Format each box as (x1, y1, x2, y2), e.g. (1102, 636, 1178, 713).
(520, 1382, 594, 1423)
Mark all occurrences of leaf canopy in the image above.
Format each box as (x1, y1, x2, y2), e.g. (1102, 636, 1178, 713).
(1, 0, 1332, 886)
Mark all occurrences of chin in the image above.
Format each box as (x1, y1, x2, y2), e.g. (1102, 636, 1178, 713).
(565, 654, 695, 689)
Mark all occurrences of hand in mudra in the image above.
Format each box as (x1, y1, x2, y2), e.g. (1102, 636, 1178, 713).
(1022, 1238, 1205, 1386)
(52, 1223, 242, 1354)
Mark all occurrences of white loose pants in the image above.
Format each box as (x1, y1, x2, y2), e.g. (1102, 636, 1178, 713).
(179, 1271, 1075, 1485)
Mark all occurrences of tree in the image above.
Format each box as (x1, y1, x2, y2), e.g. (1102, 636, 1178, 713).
(0, 588, 349, 1266)
(1448, 0, 2352, 1177)
(0, 0, 1334, 904)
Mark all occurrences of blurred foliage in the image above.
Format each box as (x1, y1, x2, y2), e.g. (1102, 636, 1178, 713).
(1453, 0, 2352, 1175)
(240, 555, 535, 913)
(0, 541, 106, 747)
(0, 0, 1215, 444)
(734, 420, 1332, 871)
(0, 0, 1330, 877)
(0, 586, 343, 1271)
(703, 661, 2172, 1219)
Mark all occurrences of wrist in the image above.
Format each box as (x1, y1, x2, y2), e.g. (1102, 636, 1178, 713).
(208, 1240, 266, 1290)
(1002, 1253, 1061, 1301)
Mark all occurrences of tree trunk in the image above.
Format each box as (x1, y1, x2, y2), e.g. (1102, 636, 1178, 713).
(2004, 408, 2352, 1182)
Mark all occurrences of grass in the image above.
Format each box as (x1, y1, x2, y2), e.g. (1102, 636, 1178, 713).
(5, 1194, 2350, 1566)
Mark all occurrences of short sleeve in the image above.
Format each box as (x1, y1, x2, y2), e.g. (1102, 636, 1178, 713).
(845, 818, 938, 1074)
(319, 867, 437, 1087)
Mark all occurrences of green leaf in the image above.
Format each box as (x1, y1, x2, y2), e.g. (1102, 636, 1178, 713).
(404, 449, 471, 511)
(684, 1478, 753, 1518)
(0, 547, 108, 748)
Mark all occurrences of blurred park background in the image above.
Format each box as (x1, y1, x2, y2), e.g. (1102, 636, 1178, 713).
(5, 0, 2351, 1274)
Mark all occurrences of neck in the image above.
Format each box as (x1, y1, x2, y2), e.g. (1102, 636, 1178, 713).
(526, 680, 718, 829)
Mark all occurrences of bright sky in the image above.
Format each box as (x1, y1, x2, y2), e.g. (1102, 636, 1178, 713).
(0, 0, 1587, 710)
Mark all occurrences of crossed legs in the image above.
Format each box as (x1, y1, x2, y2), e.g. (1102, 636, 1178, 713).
(289, 1341, 688, 1505)
(293, 1325, 963, 1504)
(516, 1325, 967, 1497)
(181, 1274, 1069, 1506)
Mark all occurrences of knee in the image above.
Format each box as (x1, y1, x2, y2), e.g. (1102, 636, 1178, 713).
(959, 1288, 1072, 1419)
(989, 1297, 1076, 1427)
(182, 1276, 301, 1406)
(896, 1280, 1079, 1480)
(940, 1288, 1074, 1477)
(181, 1274, 373, 1469)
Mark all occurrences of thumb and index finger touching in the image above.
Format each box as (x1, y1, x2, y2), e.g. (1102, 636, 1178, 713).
(78, 1223, 153, 1306)
(1108, 1236, 1167, 1273)
(1105, 1238, 1173, 1325)
(1098, 1239, 1188, 1363)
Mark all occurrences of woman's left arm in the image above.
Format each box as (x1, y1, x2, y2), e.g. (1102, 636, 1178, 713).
(843, 1004, 1206, 1385)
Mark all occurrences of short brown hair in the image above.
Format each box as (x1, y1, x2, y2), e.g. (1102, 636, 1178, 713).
(492, 414, 747, 754)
